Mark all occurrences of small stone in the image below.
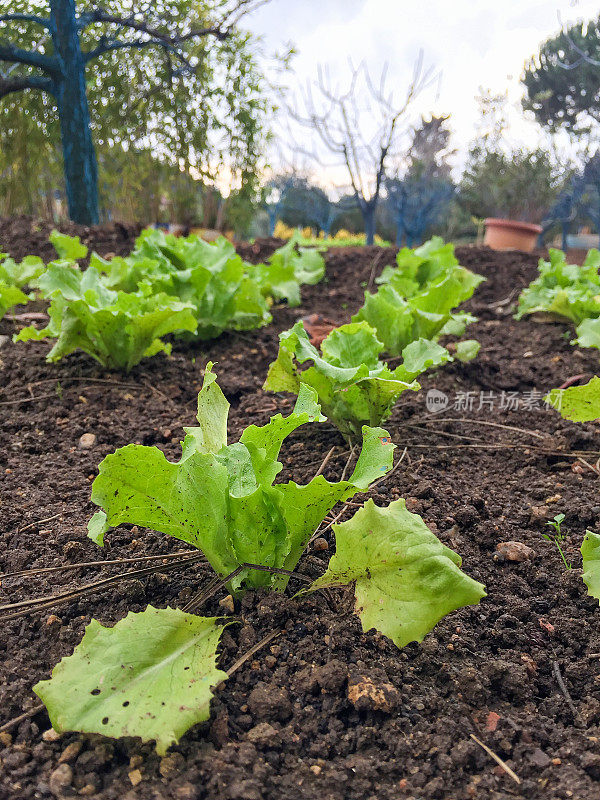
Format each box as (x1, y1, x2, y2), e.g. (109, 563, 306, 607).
(545, 494, 562, 504)
(530, 505, 552, 523)
(129, 755, 143, 769)
(218, 594, 234, 613)
(485, 711, 500, 732)
(128, 768, 142, 786)
(59, 741, 83, 762)
(495, 541, 536, 562)
(0, 334, 9, 349)
(310, 765, 322, 775)
(78, 433, 96, 450)
(46, 614, 62, 628)
(530, 748, 551, 768)
(159, 753, 184, 777)
(312, 537, 329, 551)
(0, 731, 12, 746)
(246, 722, 280, 746)
(50, 763, 73, 795)
(79, 783, 99, 796)
(264, 655, 277, 669)
(42, 728, 62, 742)
(347, 674, 400, 712)
(248, 684, 291, 721)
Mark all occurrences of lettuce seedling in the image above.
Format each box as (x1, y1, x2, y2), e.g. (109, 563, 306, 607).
(88, 364, 396, 589)
(246, 234, 325, 307)
(14, 263, 197, 370)
(354, 261, 484, 356)
(264, 320, 451, 437)
(0, 252, 46, 319)
(516, 248, 600, 326)
(36, 367, 486, 756)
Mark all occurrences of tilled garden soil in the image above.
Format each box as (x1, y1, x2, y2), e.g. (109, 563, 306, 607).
(1, 225, 600, 800)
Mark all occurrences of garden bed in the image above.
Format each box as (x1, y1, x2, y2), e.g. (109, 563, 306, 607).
(1, 226, 600, 799)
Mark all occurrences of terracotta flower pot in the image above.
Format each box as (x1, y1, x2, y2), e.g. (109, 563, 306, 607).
(483, 218, 542, 253)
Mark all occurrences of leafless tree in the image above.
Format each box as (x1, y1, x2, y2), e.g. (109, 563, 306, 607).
(283, 55, 435, 244)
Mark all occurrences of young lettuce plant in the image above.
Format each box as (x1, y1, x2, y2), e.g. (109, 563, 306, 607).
(0, 252, 46, 319)
(34, 366, 484, 756)
(264, 319, 451, 437)
(93, 230, 272, 339)
(88, 363, 395, 589)
(354, 252, 484, 357)
(516, 248, 600, 326)
(245, 233, 326, 307)
(14, 262, 198, 371)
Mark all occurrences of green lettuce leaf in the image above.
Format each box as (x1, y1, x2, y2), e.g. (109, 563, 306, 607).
(89, 365, 395, 590)
(546, 376, 600, 422)
(14, 263, 198, 370)
(264, 321, 450, 436)
(0, 282, 29, 318)
(308, 499, 486, 647)
(516, 248, 600, 325)
(34, 606, 228, 755)
(582, 530, 600, 603)
(454, 339, 480, 363)
(247, 235, 325, 307)
(50, 230, 88, 261)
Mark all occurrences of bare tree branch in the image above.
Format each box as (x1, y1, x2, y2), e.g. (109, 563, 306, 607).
(0, 74, 54, 98)
(79, 0, 268, 44)
(84, 35, 193, 69)
(0, 14, 52, 29)
(0, 41, 59, 75)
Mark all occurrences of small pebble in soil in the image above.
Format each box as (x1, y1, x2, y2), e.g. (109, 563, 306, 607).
(42, 728, 61, 743)
(312, 537, 329, 551)
(49, 763, 73, 795)
(495, 541, 536, 562)
(218, 595, 235, 613)
(128, 768, 142, 786)
(78, 433, 96, 449)
(58, 740, 82, 762)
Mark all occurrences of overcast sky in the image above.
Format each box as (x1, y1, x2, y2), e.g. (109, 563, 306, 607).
(244, 0, 599, 183)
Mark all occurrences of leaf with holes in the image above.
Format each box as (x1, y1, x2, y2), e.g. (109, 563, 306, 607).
(89, 363, 395, 590)
(308, 499, 486, 647)
(546, 376, 600, 422)
(34, 606, 228, 755)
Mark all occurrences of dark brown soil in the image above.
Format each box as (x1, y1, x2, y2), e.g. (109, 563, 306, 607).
(1, 226, 600, 800)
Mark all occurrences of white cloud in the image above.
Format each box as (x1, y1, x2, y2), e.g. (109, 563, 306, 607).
(246, 0, 599, 183)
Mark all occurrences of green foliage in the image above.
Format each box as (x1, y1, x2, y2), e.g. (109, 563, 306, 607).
(522, 17, 600, 134)
(454, 339, 480, 363)
(0, 251, 46, 318)
(542, 513, 571, 570)
(353, 239, 484, 356)
(15, 262, 197, 370)
(0, 1, 275, 222)
(308, 499, 486, 647)
(516, 249, 600, 355)
(546, 376, 600, 422)
(582, 530, 600, 603)
(93, 228, 324, 337)
(0, 283, 29, 318)
(246, 235, 325, 307)
(460, 146, 560, 223)
(88, 365, 395, 589)
(264, 320, 450, 437)
(34, 606, 228, 755)
(49, 230, 88, 261)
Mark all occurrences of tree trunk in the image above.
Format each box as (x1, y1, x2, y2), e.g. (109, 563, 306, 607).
(363, 206, 376, 246)
(50, 0, 99, 225)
